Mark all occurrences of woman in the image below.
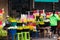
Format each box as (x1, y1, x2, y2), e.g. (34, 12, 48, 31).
(50, 11, 58, 38)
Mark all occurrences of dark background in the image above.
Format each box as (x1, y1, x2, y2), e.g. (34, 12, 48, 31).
(8, 0, 60, 17)
(35, 2, 60, 12)
(8, 0, 33, 17)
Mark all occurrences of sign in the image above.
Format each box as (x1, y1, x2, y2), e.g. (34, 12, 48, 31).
(35, 0, 59, 2)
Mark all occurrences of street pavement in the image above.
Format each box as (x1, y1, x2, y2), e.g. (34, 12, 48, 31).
(32, 38, 57, 40)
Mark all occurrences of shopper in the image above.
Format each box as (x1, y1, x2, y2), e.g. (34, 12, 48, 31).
(50, 11, 58, 38)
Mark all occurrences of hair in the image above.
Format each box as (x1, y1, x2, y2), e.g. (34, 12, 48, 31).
(53, 10, 55, 16)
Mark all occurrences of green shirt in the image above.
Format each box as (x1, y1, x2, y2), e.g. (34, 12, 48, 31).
(50, 14, 58, 26)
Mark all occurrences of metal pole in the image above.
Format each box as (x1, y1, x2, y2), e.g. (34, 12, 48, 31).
(33, 0, 35, 8)
(53, 2, 55, 11)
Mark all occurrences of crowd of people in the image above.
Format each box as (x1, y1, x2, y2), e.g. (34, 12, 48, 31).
(1, 10, 60, 39)
(36, 10, 60, 38)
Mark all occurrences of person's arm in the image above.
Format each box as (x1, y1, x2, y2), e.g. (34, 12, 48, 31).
(55, 14, 59, 20)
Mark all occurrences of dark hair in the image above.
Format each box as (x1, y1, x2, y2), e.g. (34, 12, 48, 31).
(53, 10, 55, 13)
(53, 10, 55, 16)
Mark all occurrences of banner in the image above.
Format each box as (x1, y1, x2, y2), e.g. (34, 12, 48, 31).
(35, 0, 59, 2)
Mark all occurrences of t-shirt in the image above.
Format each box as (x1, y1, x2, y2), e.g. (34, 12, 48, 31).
(50, 14, 58, 26)
(39, 16, 44, 25)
